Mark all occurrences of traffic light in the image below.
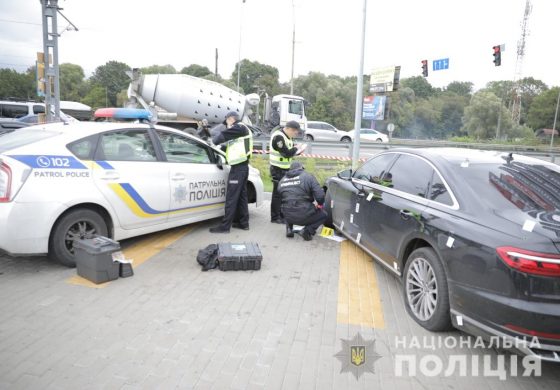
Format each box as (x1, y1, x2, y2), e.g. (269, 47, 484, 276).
(421, 60, 428, 77)
(493, 45, 501, 66)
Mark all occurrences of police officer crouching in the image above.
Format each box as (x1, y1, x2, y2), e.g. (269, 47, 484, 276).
(277, 161, 327, 241)
(209, 111, 253, 233)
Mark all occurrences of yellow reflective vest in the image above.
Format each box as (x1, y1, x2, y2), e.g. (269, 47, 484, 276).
(225, 127, 253, 165)
(269, 130, 294, 169)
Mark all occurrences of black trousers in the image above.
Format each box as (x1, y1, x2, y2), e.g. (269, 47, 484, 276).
(286, 209, 328, 235)
(270, 165, 288, 221)
(220, 163, 249, 229)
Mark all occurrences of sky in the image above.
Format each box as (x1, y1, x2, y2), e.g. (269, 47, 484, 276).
(0, 0, 557, 92)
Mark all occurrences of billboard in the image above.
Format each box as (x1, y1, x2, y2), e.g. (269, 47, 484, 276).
(363, 96, 386, 121)
(370, 66, 397, 93)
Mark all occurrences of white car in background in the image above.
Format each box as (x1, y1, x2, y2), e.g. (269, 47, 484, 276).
(304, 121, 351, 142)
(347, 128, 389, 143)
(0, 120, 263, 266)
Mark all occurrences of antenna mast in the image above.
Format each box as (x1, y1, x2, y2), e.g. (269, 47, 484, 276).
(511, 0, 532, 124)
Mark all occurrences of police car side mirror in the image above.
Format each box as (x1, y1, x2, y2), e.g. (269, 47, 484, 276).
(216, 154, 226, 170)
(337, 169, 352, 180)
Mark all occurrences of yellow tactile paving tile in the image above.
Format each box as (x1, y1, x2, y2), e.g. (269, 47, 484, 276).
(66, 226, 193, 288)
(337, 240, 386, 329)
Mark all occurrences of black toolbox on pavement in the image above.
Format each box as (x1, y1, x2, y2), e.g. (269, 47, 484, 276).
(74, 236, 121, 284)
(217, 242, 262, 271)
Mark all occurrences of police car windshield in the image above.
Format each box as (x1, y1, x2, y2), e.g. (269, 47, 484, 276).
(0, 129, 59, 153)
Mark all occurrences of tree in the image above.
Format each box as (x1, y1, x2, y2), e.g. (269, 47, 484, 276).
(439, 93, 468, 137)
(89, 61, 131, 106)
(231, 59, 280, 95)
(445, 81, 473, 98)
(181, 64, 212, 78)
(400, 76, 436, 99)
(59, 63, 86, 101)
(0, 68, 35, 100)
(462, 91, 514, 139)
(141, 64, 176, 74)
(527, 87, 560, 131)
(82, 85, 108, 110)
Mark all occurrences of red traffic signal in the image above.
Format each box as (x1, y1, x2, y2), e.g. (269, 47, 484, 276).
(421, 60, 428, 77)
(493, 45, 501, 66)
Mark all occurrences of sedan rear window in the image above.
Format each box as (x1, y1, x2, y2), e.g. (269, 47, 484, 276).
(0, 129, 59, 153)
(459, 161, 560, 212)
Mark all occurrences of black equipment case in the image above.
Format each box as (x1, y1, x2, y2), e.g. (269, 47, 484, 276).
(217, 242, 263, 271)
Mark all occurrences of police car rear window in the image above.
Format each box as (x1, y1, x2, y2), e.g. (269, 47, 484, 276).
(0, 129, 59, 153)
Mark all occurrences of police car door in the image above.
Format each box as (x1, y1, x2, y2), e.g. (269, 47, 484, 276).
(154, 130, 228, 224)
(92, 128, 170, 229)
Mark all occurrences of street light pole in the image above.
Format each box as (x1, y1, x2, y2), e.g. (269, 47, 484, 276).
(352, 0, 367, 172)
(236, 0, 246, 92)
(290, 0, 295, 95)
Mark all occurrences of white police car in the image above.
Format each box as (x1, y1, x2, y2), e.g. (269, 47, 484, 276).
(0, 118, 263, 266)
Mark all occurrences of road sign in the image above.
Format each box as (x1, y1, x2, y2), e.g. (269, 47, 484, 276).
(432, 58, 449, 71)
(387, 123, 395, 132)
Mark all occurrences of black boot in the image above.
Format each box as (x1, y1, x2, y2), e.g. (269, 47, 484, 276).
(297, 229, 313, 241)
(286, 223, 294, 238)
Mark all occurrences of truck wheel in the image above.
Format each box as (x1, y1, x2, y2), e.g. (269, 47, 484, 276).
(49, 209, 108, 268)
(304, 134, 314, 141)
(341, 137, 351, 143)
(403, 247, 452, 331)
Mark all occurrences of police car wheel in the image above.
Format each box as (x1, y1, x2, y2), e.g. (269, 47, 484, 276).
(49, 209, 108, 268)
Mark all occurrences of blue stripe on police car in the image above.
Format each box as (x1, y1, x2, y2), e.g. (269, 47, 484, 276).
(8, 155, 87, 169)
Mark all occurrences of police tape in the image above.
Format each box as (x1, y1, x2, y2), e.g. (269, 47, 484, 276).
(252, 149, 367, 162)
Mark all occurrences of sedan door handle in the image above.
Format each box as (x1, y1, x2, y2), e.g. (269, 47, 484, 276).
(101, 171, 120, 180)
(171, 173, 186, 181)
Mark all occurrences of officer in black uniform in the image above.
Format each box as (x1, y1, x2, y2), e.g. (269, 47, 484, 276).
(269, 121, 306, 223)
(277, 161, 327, 241)
(209, 111, 252, 233)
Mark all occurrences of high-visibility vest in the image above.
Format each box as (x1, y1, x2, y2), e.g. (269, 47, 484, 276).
(269, 130, 294, 169)
(225, 132, 253, 165)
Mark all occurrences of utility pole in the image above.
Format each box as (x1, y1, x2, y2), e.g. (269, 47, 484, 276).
(41, 0, 60, 122)
(40, 0, 77, 122)
(352, 0, 367, 172)
(215, 48, 218, 77)
(236, 0, 246, 92)
(549, 89, 560, 159)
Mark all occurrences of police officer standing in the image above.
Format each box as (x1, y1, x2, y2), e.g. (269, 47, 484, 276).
(209, 111, 253, 233)
(269, 121, 306, 223)
(277, 161, 327, 241)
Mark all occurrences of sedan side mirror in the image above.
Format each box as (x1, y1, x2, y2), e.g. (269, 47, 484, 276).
(337, 168, 352, 180)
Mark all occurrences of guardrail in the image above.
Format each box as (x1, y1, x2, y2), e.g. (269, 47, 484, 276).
(253, 137, 560, 163)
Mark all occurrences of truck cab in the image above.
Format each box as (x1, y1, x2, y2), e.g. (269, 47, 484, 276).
(264, 94, 306, 137)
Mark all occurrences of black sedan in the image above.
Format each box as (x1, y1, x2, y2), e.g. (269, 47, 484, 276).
(325, 148, 560, 362)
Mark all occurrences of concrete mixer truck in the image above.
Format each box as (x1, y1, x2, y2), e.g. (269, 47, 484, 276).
(126, 69, 307, 135)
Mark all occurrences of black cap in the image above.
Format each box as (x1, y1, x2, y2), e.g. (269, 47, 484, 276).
(225, 111, 240, 120)
(289, 161, 304, 170)
(285, 120, 301, 130)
